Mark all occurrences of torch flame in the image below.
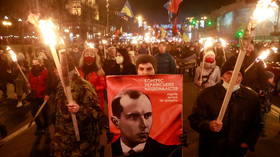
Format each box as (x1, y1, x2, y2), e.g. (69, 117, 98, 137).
(204, 37, 215, 49)
(38, 20, 58, 47)
(131, 39, 138, 45)
(264, 62, 267, 68)
(271, 47, 278, 53)
(252, 0, 278, 23)
(7, 46, 17, 62)
(102, 39, 108, 45)
(219, 38, 228, 48)
(257, 49, 270, 61)
(86, 42, 95, 49)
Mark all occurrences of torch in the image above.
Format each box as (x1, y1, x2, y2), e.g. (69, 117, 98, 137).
(245, 47, 278, 72)
(217, 0, 279, 122)
(6, 47, 30, 88)
(28, 16, 80, 141)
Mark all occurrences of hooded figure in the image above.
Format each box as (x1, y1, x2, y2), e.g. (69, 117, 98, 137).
(194, 50, 221, 89)
(78, 48, 106, 111)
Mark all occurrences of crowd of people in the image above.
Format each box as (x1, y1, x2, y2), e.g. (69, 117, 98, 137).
(0, 39, 280, 157)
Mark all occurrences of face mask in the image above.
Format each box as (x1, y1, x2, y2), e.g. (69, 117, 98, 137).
(115, 56, 124, 64)
(205, 57, 215, 63)
(222, 81, 240, 92)
(31, 65, 43, 76)
(84, 56, 95, 64)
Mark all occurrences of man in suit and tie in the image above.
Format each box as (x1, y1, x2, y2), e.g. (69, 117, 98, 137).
(110, 89, 180, 157)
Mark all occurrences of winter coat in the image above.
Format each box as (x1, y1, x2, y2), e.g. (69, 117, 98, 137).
(52, 74, 108, 157)
(28, 68, 49, 98)
(194, 62, 221, 89)
(228, 54, 267, 93)
(110, 63, 137, 75)
(214, 48, 226, 67)
(189, 83, 261, 157)
(155, 53, 177, 74)
(243, 58, 267, 93)
(103, 59, 119, 75)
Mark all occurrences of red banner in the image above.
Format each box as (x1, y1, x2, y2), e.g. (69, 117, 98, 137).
(169, 0, 183, 14)
(106, 74, 183, 146)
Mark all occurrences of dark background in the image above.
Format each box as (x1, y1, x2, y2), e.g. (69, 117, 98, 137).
(0, 0, 258, 24)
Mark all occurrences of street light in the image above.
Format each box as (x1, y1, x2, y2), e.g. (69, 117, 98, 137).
(137, 15, 143, 27)
(2, 20, 12, 26)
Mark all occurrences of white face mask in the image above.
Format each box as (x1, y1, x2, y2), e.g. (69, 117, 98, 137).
(115, 56, 124, 64)
(222, 81, 240, 92)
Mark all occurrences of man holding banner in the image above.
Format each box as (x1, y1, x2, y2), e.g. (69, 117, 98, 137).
(189, 58, 262, 157)
(136, 54, 157, 75)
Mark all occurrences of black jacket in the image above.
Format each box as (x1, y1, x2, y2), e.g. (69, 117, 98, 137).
(155, 53, 177, 74)
(111, 63, 137, 75)
(189, 83, 261, 157)
(242, 55, 267, 93)
(103, 59, 119, 75)
(111, 137, 180, 157)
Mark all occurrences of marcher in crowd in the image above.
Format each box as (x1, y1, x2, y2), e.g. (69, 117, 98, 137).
(189, 58, 262, 157)
(112, 48, 136, 75)
(155, 42, 177, 74)
(78, 48, 106, 111)
(194, 50, 221, 89)
(28, 58, 50, 135)
(136, 54, 157, 75)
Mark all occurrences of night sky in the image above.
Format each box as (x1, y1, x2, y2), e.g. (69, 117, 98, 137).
(1, 0, 237, 23)
(124, 0, 236, 23)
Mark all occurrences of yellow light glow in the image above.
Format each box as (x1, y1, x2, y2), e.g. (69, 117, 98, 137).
(102, 39, 108, 45)
(252, 0, 278, 23)
(2, 20, 12, 26)
(38, 20, 58, 47)
(271, 47, 278, 53)
(131, 39, 138, 45)
(264, 62, 267, 68)
(204, 37, 215, 49)
(86, 42, 95, 48)
(219, 38, 228, 48)
(258, 49, 270, 60)
(7, 46, 17, 62)
(137, 16, 143, 22)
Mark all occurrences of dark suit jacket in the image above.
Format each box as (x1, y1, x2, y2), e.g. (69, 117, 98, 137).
(111, 137, 181, 157)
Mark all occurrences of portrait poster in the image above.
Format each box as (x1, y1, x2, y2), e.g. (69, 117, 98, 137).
(106, 74, 183, 147)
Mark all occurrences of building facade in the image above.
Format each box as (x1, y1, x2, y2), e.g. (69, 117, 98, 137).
(202, 0, 280, 41)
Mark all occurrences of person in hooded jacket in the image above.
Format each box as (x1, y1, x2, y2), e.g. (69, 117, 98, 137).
(28, 58, 51, 135)
(78, 48, 106, 111)
(111, 48, 136, 75)
(103, 47, 118, 75)
(194, 50, 221, 89)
